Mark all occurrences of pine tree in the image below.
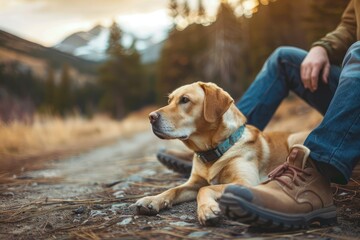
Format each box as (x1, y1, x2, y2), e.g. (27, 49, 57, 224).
(98, 21, 145, 118)
(107, 21, 124, 56)
(200, 2, 246, 97)
(55, 64, 72, 115)
(44, 66, 56, 112)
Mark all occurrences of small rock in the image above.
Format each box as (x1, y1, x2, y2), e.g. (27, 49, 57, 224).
(180, 215, 195, 220)
(187, 231, 209, 238)
(140, 226, 152, 231)
(332, 226, 342, 233)
(1, 192, 14, 197)
(111, 203, 128, 209)
(45, 222, 53, 230)
(73, 206, 86, 214)
(92, 204, 104, 210)
(170, 221, 194, 227)
(73, 218, 80, 223)
(127, 175, 144, 182)
(117, 217, 132, 226)
(112, 182, 130, 191)
(90, 210, 106, 217)
(162, 227, 173, 231)
(114, 190, 125, 198)
(170, 209, 178, 214)
(345, 208, 351, 212)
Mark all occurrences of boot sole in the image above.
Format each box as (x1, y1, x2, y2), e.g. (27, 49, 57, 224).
(219, 192, 337, 230)
(156, 150, 192, 176)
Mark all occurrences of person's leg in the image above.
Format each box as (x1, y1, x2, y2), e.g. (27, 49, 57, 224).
(219, 42, 360, 229)
(305, 41, 360, 184)
(237, 46, 341, 130)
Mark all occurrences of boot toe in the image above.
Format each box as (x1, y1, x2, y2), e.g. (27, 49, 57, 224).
(224, 185, 254, 202)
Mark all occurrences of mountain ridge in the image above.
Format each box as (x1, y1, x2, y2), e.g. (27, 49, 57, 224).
(54, 25, 166, 64)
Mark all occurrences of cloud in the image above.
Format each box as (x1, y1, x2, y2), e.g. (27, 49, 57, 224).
(1, 0, 167, 17)
(0, 0, 169, 46)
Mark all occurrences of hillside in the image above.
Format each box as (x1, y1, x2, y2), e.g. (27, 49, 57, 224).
(0, 30, 100, 84)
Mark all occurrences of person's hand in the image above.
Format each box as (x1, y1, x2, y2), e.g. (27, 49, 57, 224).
(300, 46, 330, 92)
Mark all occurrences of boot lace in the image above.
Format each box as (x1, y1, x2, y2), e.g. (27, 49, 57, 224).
(267, 162, 311, 190)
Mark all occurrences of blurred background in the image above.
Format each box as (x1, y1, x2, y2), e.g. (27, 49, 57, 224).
(0, 0, 348, 163)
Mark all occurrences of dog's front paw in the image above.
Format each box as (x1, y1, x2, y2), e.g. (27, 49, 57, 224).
(134, 196, 170, 216)
(197, 202, 221, 226)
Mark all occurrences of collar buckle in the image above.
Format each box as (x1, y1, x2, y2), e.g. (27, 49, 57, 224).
(198, 148, 223, 163)
(196, 124, 246, 164)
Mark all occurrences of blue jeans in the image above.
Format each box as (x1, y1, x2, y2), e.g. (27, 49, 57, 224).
(236, 42, 360, 184)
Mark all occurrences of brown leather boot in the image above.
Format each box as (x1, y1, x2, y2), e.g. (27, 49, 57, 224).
(156, 149, 193, 175)
(219, 144, 337, 230)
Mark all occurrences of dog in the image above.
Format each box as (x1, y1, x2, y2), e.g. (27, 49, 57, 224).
(134, 81, 309, 225)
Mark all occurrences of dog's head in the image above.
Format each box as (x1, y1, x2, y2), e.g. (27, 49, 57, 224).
(149, 82, 236, 143)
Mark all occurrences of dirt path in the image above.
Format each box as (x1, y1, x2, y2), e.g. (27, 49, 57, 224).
(1, 129, 359, 240)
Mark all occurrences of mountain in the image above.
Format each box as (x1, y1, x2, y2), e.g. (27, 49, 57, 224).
(0, 29, 99, 85)
(54, 25, 166, 64)
(55, 25, 109, 62)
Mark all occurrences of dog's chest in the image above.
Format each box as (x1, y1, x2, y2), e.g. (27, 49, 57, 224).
(209, 175, 220, 185)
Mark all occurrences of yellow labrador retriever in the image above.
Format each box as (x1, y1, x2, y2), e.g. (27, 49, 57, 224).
(135, 81, 308, 225)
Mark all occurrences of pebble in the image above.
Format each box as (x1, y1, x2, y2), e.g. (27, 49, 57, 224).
(111, 203, 128, 209)
(1, 192, 14, 197)
(170, 221, 194, 227)
(180, 215, 195, 220)
(73, 206, 86, 214)
(112, 182, 130, 191)
(140, 226, 152, 231)
(73, 218, 80, 223)
(127, 175, 144, 182)
(117, 217, 132, 226)
(187, 231, 209, 238)
(332, 226, 342, 233)
(92, 204, 104, 210)
(90, 210, 107, 217)
(44, 223, 53, 230)
(114, 190, 125, 198)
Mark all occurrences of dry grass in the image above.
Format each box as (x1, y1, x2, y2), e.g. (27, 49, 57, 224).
(0, 106, 155, 173)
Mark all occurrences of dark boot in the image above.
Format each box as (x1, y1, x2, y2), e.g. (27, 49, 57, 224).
(157, 149, 193, 175)
(219, 144, 336, 230)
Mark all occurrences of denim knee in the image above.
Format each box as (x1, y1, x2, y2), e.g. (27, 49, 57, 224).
(271, 46, 305, 64)
(341, 41, 360, 79)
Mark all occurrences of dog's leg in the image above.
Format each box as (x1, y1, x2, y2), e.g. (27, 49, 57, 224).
(197, 184, 235, 225)
(135, 175, 207, 215)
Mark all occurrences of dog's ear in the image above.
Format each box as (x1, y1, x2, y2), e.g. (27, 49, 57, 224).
(198, 82, 234, 123)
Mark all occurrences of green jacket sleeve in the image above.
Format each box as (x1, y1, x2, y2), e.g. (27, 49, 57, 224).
(312, 0, 357, 65)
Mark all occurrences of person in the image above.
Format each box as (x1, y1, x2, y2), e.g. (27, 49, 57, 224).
(157, 0, 360, 229)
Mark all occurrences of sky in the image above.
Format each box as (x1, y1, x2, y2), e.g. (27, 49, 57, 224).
(0, 0, 173, 46)
(0, 0, 237, 47)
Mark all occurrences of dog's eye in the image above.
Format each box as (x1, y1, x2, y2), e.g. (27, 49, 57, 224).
(179, 96, 190, 104)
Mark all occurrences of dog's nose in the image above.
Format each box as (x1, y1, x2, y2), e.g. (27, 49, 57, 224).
(149, 112, 159, 124)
